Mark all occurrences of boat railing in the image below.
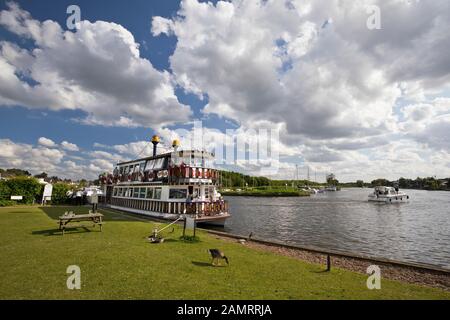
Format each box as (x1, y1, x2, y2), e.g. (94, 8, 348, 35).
(168, 166, 219, 184)
(109, 197, 228, 217)
(109, 166, 220, 184)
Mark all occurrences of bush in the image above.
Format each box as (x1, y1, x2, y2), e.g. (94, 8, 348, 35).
(50, 183, 71, 205)
(0, 181, 11, 200)
(2, 177, 43, 204)
(0, 200, 16, 207)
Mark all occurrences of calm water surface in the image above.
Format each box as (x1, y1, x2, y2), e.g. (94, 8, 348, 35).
(221, 188, 450, 269)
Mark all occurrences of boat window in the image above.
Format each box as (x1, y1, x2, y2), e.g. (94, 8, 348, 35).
(153, 158, 165, 170)
(154, 187, 162, 200)
(146, 188, 153, 199)
(126, 188, 132, 198)
(169, 188, 187, 199)
(119, 167, 124, 175)
(181, 155, 191, 166)
(162, 157, 168, 169)
(171, 152, 183, 166)
(133, 187, 140, 198)
(118, 188, 123, 197)
(113, 188, 118, 196)
(134, 164, 140, 173)
(192, 156, 205, 167)
(193, 188, 200, 198)
(145, 160, 155, 171)
(139, 187, 146, 199)
(205, 187, 209, 198)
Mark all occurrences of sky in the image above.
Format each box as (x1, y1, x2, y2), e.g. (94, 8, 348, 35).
(0, 0, 449, 182)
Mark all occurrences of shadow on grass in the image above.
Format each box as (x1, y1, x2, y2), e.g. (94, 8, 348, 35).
(32, 226, 95, 236)
(192, 261, 214, 267)
(146, 238, 180, 243)
(38, 206, 135, 222)
(313, 269, 332, 274)
(191, 261, 228, 268)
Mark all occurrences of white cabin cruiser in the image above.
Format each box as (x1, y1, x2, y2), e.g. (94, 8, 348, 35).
(368, 186, 409, 203)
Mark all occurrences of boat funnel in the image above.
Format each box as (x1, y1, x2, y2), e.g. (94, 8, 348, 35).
(172, 139, 180, 152)
(151, 135, 160, 157)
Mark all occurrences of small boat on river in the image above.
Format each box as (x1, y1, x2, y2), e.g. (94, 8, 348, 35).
(368, 186, 409, 203)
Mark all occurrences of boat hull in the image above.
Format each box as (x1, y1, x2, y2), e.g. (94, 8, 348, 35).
(368, 195, 409, 203)
(108, 204, 230, 227)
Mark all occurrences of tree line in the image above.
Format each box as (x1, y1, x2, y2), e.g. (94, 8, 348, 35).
(219, 170, 330, 189)
(340, 177, 450, 190)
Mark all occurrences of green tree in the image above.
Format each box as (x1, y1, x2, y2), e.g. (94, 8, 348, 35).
(356, 180, 364, 187)
(34, 172, 48, 179)
(371, 179, 391, 187)
(0, 168, 31, 177)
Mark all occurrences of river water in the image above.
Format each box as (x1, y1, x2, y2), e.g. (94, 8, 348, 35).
(222, 188, 450, 269)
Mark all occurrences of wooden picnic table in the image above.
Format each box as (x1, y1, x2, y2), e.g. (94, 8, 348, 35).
(58, 212, 104, 235)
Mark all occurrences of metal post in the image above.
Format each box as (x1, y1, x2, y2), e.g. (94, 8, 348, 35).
(326, 255, 331, 272)
(193, 221, 196, 238)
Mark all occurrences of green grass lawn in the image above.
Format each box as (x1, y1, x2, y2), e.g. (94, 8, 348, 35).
(0, 206, 449, 300)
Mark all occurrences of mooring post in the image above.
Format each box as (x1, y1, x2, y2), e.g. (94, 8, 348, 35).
(326, 254, 331, 272)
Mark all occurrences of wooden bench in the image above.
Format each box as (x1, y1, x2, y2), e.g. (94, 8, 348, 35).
(58, 212, 104, 235)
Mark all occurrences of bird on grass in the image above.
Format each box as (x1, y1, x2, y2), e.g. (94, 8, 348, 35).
(208, 249, 229, 266)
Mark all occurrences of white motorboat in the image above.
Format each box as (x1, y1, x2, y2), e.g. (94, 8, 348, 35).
(368, 186, 409, 203)
(300, 186, 318, 194)
(83, 186, 104, 197)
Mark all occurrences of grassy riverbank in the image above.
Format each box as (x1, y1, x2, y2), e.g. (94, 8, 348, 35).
(0, 206, 449, 299)
(221, 187, 310, 197)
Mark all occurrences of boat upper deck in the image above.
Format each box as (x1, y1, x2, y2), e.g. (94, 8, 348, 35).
(100, 149, 220, 186)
